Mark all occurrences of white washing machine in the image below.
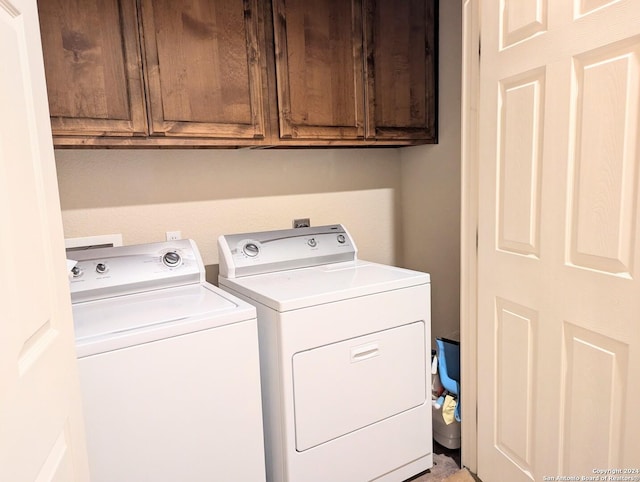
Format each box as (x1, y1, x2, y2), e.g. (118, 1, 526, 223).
(69, 239, 266, 482)
(218, 225, 432, 482)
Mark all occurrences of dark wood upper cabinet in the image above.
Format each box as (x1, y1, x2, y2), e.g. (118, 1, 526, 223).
(272, 0, 365, 140)
(139, 0, 268, 139)
(37, 0, 147, 138)
(272, 0, 437, 144)
(364, 0, 437, 142)
(37, 0, 437, 147)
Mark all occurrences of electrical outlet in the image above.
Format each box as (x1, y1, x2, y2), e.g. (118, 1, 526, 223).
(166, 231, 182, 241)
(293, 218, 310, 228)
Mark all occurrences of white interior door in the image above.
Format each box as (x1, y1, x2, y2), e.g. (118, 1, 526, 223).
(477, 1, 640, 480)
(0, 1, 90, 481)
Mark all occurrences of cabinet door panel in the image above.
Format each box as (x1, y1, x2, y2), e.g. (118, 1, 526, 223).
(364, 0, 437, 141)
(273, 0, 365, 140)
(141, 0, 266, 139)
(37, 0, 147, 137)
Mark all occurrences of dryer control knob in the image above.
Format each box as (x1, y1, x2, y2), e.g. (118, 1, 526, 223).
(96, 263, 108, 274)
(162, 251, 182, 267)
(71, 266, 82, 278)
(307, 238, 317, 248)
(337, 234, 346, 244)
(243, 243, 259, 257)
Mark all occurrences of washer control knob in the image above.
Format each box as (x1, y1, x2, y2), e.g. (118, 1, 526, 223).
(243, 243, 259, 257)
(337, 234, 346, 244)
(162, 251, 182, 267)
(71, 266, 82, 278)
(307, 238, 317, 248)
(95, 263, 108, 274)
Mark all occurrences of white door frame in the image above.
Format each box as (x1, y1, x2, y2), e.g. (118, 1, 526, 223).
(460, 0, 480, 473)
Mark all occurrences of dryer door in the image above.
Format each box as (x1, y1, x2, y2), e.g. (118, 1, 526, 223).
(292, 321, 427, 451)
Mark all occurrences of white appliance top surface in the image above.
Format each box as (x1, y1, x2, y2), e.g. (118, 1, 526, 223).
(219, 260, 430, 312)
(73, 283, 256, 357)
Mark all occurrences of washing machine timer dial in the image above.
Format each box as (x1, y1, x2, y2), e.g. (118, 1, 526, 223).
(95, 263, 108, 274)
(162, 251, 182, 267)
(243, 242, 260, 257)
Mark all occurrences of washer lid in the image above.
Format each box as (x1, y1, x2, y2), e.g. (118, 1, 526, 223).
(219, 260, 430, 312)
(73, 283, 256, 357)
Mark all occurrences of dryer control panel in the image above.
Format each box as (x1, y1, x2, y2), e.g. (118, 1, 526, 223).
(68, 239, 205, 303)
(218, 224, 357, 278)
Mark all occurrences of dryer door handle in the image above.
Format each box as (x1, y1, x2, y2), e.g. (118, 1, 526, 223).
(350, 343, 380, 362)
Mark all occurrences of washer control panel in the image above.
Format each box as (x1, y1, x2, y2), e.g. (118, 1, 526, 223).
(218, 224, 357, 278)
(69, 239, 204, 303)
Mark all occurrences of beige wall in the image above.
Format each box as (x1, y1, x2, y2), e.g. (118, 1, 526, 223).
(56, 148, 403, 283)
(400, 0, 462, 343)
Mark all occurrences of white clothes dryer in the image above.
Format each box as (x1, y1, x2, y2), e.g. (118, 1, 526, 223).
(218, 225, 432, 482)
(69, 239, 266, 482)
